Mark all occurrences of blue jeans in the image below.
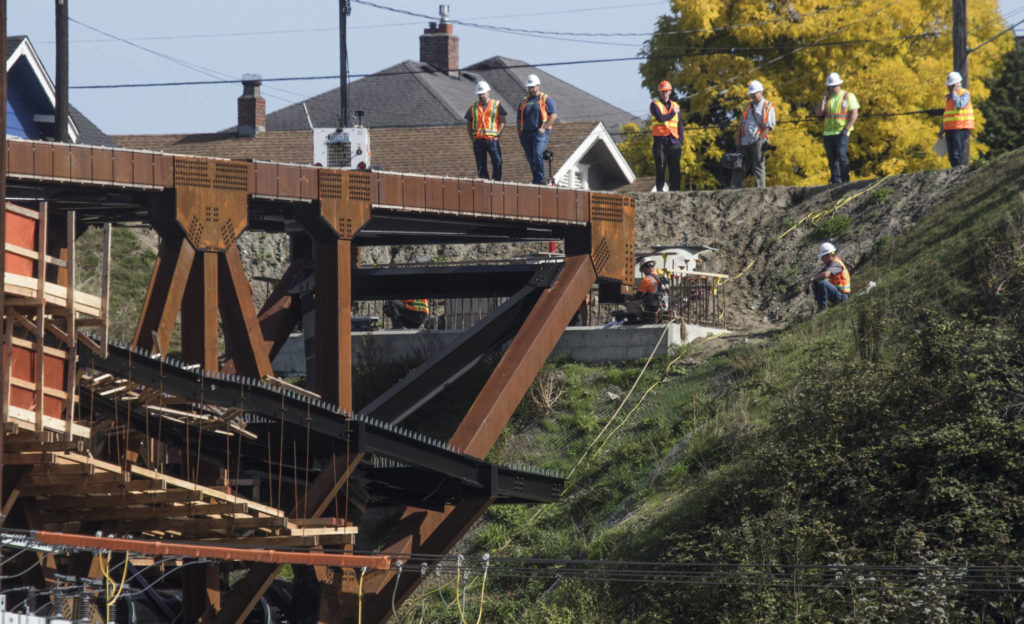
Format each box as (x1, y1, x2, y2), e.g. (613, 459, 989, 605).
(813, 279, 848, 310)
(473, 139, 502, 180)
(823, 133, 850, 184)
(520, 131, 550, 185)
(945, 129, 969, 167)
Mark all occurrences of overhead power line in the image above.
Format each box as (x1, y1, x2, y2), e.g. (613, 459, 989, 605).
(69, 32, 940, 91)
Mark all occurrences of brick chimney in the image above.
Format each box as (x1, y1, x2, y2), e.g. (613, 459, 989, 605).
(237, 74, 265, 137)
(419, 5, 459, 77)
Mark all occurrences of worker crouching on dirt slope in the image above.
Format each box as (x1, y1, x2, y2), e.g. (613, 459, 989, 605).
(804, 242, 850, 311)
(626, 260, 662, 316)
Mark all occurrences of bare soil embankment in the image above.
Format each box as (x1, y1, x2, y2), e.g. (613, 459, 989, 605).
(631, 166, 975, 333)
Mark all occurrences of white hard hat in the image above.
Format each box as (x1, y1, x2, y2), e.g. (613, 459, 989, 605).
(946, 71, 962, 86)
(475, 80, 491, 95)
(825, 72, 843, 87)
(747, 80, 764, 95)
(524, 74, 541, 88)
(818, 242, 837, 258)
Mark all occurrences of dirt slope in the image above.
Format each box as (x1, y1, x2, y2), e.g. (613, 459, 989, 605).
(631, 166, 975, 332)
(234, 164, 988, 330)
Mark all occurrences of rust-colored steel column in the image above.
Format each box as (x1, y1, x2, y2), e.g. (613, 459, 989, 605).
(182, 562, 220, 624)
(181, 251, 220, 370)
(133, 232, 195, 355)
(218, 245, 273, 378)
(297, 169, 370, 412)
(362, 255, 596, 621)
(207, 452, 364, 624)
(313, 239, 350, 409)
(223, 261, 309, 374)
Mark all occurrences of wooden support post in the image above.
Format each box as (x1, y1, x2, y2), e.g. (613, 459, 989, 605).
(34, 202, 48, 432)
(63, 209, 76, 439)
(100, 223, 111, 359)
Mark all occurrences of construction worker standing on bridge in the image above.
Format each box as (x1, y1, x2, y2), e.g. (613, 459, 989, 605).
(804, 242, 850, 311)
(938, 71, 974, 168)
(731, 80, 775, 189)
(815, 72, 859, 185)
(650, 80, 682, 192)
(518, 74, 558, 185)
(466, 80, 507, 181)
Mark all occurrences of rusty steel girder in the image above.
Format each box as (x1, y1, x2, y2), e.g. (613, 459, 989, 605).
(360, 255, 598, 622)
(4, 138, 636, 623)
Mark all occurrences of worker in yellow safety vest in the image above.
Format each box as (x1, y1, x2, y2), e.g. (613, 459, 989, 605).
(465, 80, 507, 180)
(804, 242, 850, 311)
(937, 71, 974, 168)
(814, 72, 860, 185)
(650, 80, 683, 192)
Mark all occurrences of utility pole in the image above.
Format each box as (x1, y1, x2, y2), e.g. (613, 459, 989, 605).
(339, 0, 351, 128)
(952, 0, 968, 88)
(952, 0, 970, 163)
(55, 0, 69, 142)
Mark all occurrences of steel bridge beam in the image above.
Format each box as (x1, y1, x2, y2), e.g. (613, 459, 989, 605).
(361, 255, 596, 622)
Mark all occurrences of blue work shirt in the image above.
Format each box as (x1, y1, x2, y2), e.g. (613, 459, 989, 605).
(519, 93, 557, 135)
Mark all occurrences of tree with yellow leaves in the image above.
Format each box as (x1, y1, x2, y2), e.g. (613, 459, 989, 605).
(626, 0, 1013, 188)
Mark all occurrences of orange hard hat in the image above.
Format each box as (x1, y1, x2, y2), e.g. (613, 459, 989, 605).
(657, 80, 672, 92)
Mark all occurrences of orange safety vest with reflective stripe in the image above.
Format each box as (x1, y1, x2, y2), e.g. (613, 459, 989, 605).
(828, 257, 851, 294)
(403, 299, 429, 314)
(942, 87, 974, 131)
(518, 92, 549, 134)
(637, 274, 659, 294)
(470, 99, 502, 140)
(741, 100, 775, 139)
(651, 100, 680, 139)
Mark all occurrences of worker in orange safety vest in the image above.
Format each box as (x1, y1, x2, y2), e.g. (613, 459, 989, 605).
(938, 71, 974, 168)
(626, 260, 662, 317)
(517, 74, 558, 185)
(731, 80, 776, 189)
(384, 299, 429, 329)
(465, 80, 507, 180)
(803, 242, 850, 311)
(650, 80, 683, 192)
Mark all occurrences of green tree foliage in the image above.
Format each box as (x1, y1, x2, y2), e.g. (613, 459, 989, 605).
(633, 0, 1013, 188)
(979, 42, 1024, 159)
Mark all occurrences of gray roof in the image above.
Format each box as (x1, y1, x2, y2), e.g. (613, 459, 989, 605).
(69, 104, 118, 147)
(264, 56, 637, 141)
(6, 36, 27, 59)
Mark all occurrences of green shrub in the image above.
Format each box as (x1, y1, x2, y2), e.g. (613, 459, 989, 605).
(865, 186, 895, 206)
(811, 215, 853, 240)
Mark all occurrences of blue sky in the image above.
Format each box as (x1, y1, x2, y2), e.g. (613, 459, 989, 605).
(8, 0, 1024, 136)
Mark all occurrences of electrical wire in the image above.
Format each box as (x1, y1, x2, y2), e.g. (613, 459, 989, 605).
(68, 34, 941, 90)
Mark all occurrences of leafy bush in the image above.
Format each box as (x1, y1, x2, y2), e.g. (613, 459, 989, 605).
(811, 214, 853, 240)
(865, 186, 895, 206)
